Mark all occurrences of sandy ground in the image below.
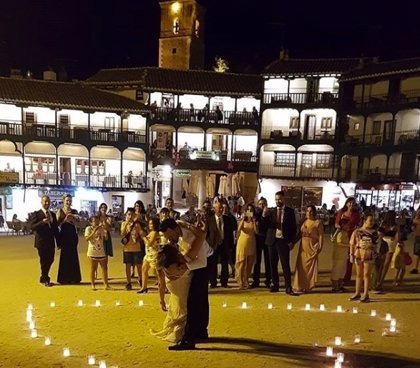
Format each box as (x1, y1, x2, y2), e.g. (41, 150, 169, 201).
(0, 233, 419, 368)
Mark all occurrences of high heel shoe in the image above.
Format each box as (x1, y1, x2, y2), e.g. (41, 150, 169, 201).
(137, 288, 148, 294)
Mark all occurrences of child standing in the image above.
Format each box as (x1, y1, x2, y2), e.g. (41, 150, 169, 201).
(85, 215, 110, 290)
(121, 208, 145, 290)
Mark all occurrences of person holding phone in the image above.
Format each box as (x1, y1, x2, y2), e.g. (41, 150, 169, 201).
(235, 204, 258, 289)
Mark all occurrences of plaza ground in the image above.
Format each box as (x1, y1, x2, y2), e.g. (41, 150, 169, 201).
(0, 234, 419, 368)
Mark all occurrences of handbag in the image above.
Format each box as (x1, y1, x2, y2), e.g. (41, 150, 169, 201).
(121, 231, 131, 245)
(404, 252, 413, 266)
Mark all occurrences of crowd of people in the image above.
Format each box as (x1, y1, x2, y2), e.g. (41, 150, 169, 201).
(29, 192, 420, 350)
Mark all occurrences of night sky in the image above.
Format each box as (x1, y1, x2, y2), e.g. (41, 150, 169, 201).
(1, 0, 420, 79)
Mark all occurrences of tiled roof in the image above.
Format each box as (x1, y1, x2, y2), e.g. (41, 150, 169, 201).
(85, 67, 262, 97)
(340, 57, 420, 81)
(264, 58, 363, 77)
(0, 77, 147, 113)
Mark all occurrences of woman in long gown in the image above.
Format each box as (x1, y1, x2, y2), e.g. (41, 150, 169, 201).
(151, 244, 192, 343)
(293, 205, 324, 293)
(56, 194, 81, 284)
(236, 204, 258, 289)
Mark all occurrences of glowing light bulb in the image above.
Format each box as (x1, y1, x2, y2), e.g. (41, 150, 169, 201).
(267, 303, 273, 310)
(286, 303, 292, 310)
(138, 300, 144, 307)
(241, 302, 248, 309)
(115, 300, 121, 306)
(95, 300, 101, 307)
(50, 301, 56, 308)
(222, 302, 227, 308)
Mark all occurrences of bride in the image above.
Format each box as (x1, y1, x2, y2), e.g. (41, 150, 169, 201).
(151, 244, 192, 343)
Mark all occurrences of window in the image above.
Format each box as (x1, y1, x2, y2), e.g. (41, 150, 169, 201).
(25, 112, 36, 125)
(373, 120, 381, 135)
(104, 117, 115, 130)
(172, 48, 177, 54)
(173, 18, 180, 34)
(289, 117, 299, 129)
(316, 154, 332, 169)
(321, 117, 333, 130)
(274, 152, 295, 167)
(354, 122, 360, 131)
(59, 114, 69, 126)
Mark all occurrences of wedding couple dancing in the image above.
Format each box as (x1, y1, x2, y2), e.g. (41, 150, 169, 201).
(151, 218, 213, 350)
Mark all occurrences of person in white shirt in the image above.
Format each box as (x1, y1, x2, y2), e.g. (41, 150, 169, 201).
(159, 218, 213, 350)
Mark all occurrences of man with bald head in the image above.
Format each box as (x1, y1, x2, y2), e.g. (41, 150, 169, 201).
(29, 195, 60, 286)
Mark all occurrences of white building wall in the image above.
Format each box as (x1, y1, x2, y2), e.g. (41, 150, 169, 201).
(0, 103, 21, 121)
(318, 77, 339, 92)
(264, 78, 288, 94)
(58, 109, 88, 127)
(290, 78, 307, 93)
(90, 112, 121, 129)
(24, 106, 55, 124)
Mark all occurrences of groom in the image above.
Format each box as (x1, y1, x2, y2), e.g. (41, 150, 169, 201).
(160, 218, 213, 350)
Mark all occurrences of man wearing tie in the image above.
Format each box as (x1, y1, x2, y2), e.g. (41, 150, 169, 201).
(263, 191, 297, 295)
(29, 195, 59, 287)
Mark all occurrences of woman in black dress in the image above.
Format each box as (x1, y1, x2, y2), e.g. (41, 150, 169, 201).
(56, 194, 81, 284)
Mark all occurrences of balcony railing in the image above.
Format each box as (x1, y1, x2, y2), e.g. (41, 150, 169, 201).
(0, 120, 146, 145)
(262, 127, 335, 141)
(259, 164, 295, 177)
(339, 168, 407, 181)
(151, 107, 259, 127)
(263, 92, 338, 105)
(353, 91, 420, 109)
(344, 129, 420, 146)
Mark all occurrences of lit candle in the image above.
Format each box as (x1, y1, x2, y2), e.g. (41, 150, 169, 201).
(336, 305, 343, 313)
(334, 359, 342, 368)
(354, 334, 361, 343)
(319, 304, 325, 311)
(138, 300, 144, 307)
(29, 321, 35, 330)
(77, 300, 84, 307)
(352, 307, 358, 314)
(389, 325, 396, 333)
(385, 313, 392, 321)
(268, 303, 273, 309)
(390, 319, 397, 328)
(370, 309, 377, 317)
(26, 310, 33, 322)
(63, 347, 70, 357)
(30, 329, 37, 338)
(115, 300, 121, 307)
(337, 353, 344, 363)
(286, 303, 292, 310)
(305, 304, 311, 311)
(241, 302, 248, 309)
(222, 302, 227, 308)
(44, 337, 51, 346)
(95, 300, 101, 307)
(382, 328, 388, 336)
(50, 301, 56, 308)
(27, 304, 33, 311)
(334, 336, 342, 346)
(99, 360, 107, 368)
(88, 355, 96, 365)
(326, 346, 334, 356)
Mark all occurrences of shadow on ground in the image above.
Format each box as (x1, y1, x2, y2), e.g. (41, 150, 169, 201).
(197, 336, 420, 368)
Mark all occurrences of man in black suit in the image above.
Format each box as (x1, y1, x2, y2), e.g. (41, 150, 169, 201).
(209, 202, 236, 288)
(29, 195, 59, 287)
(263, 191, 297, 294)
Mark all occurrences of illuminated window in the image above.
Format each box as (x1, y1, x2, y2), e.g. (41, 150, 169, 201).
(173, 18, 180, 34)
(315, 154, 332, 169)
(195, 19, 200, 37)
(171, 2, 181, 14)
(354, 122, 360, 131)
(104, 117, 115, 130)
(321, 117, 332, 129)
(274, 152, 295, 167)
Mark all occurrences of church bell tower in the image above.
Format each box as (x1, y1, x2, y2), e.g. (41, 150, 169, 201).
(158, 1, 205, 70)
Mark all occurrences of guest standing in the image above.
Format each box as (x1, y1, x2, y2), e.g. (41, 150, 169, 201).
(331, 197, 360, 292)
(236, 204, 258, 289)
(293, 205, 324, 293)
(98, 202, 114, 258)
(262, 191, 297, 295)
(29, 195, 59, 286)
(56, 194, 81, 284)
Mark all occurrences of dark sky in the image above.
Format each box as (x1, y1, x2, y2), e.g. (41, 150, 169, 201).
(1, 0, 420, 79)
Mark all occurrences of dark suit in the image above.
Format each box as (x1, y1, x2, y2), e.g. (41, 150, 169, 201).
(209, 214, 236, 287)
(263, 206, 297, 290)
(29, 209, 59, 283)
(253, 209, 271, 287)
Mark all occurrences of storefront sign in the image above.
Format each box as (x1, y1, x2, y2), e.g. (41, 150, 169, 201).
(174, 169, 191, 178)
(38, 189, 75, 198)
(190, 151, 219, 160)
(0, 171, 19, 184)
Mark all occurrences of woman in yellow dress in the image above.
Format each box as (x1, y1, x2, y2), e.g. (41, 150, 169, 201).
(236, 204, 258, 289)
(293, 205, 324, 293)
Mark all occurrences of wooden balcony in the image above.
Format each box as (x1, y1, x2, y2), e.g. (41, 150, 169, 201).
(259, 164, 333, 179)
(338, 168, 418, 182)
(0, 120, 147, 148)
(263, 92, 338, 107)
(262, 128, 336, 143)
(342, 129, 420, 148)
(150, 107, 259, 129)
